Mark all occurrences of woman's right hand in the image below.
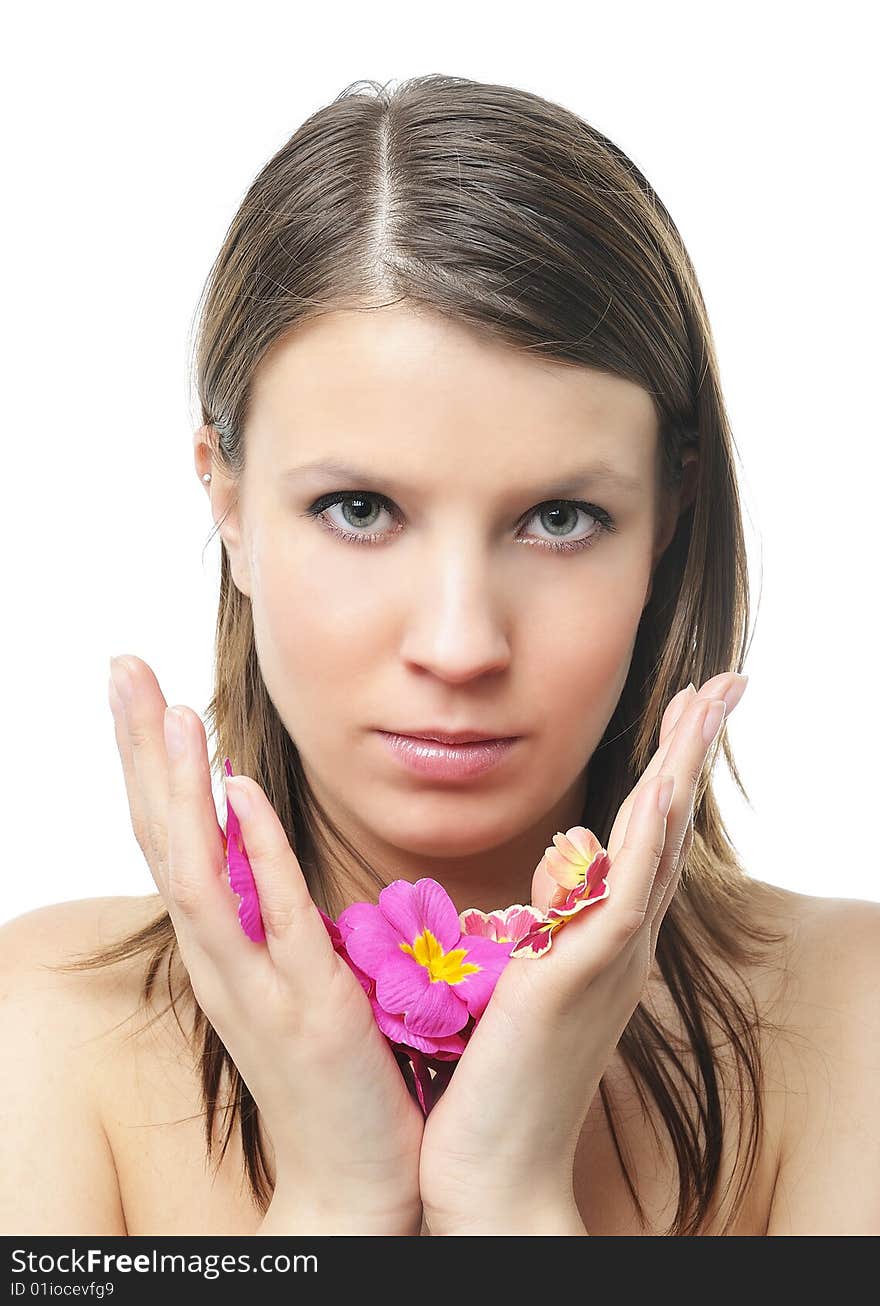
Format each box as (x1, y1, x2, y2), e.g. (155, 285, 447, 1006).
(107, 654, 425, 1235)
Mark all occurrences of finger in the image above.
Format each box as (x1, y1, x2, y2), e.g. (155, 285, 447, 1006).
(644, 696, 726, 925)
(221, 771, 339, 983)
(163, 704, 259, 970)
(600, 773, 675, 952)
(649, 816, 693, 956)
(658, 682, 696, 746)
(658, 672, 744, 747)
(109, 655, 171, 899)
(608, 672, 743, 861)
(530, 774, 673, 998)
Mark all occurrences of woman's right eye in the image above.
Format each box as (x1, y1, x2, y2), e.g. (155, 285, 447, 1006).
(302, 491, 400, 546)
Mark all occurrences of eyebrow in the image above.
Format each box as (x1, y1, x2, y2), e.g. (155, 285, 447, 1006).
(280, 457, 643, 498)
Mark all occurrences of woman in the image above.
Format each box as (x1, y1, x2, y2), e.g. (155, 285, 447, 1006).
(2, 74, 877, 1237)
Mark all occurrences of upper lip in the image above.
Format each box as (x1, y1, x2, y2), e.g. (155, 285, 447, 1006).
(383, 728, 519, 743)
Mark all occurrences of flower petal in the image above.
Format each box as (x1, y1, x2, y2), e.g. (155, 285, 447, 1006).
(337, 901, 404, 978)
(453, 935, 515, 1018)
(374, 950, 430, 1014)
(542, 825, 606, 891)
(372, 1001, 468, 1056)
(458, 907, 496, 938)
(509, 921, 559, 958)
(404, 980, 470, 1037)
(319, 906, 374, 994)
(379, 877, 461, 950)
(494, 903, 545, 943)
(558, 825, 604, 865)
(223, 758, 265, 943)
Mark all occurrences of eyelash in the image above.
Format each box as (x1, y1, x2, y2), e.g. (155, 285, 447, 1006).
(301, 491, 618, 554)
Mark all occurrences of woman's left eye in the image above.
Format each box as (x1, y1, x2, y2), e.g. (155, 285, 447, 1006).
(302, 492, 618, 553)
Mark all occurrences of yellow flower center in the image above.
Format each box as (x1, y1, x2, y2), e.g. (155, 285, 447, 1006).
(400, 929, 481, 984)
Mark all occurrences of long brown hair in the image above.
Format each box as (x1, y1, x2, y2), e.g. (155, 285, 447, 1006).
(60, 74, 787, 1235)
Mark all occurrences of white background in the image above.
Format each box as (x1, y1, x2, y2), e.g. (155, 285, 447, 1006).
(2, 0, 876, 924)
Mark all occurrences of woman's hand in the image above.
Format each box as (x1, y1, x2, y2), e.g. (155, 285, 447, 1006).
(107, 654, 425, 1235)
(417, 670, 749, 1235)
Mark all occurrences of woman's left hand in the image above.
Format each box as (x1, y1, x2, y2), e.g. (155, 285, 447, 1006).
(418, 670, 748, 1235)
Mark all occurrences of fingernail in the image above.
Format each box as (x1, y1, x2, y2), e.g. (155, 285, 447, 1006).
(663, 683, 697, 739)
(108, 674, 123, 715)
(721, 673, 749, 715)
(225, 776, 251, 820)
(164, 706, 187, 759)
(109, 656, 133, 704)
(702, 699, 726, 745)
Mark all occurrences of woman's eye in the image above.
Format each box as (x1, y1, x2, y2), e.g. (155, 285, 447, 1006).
(305, 492, 399, 545)
(303, 492, 617, 553)
(522, 501, 613, 552)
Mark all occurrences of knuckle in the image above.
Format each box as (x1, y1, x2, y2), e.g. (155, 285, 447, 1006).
(126, 717, 151, 750)
(647, 828, 667, 863)
(168, 872, 201, 917)
(259, 899, 301, 939)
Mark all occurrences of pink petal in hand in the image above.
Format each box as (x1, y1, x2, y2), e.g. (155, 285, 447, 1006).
(222, 757, 265, 943)
(514, 830, 611, 959)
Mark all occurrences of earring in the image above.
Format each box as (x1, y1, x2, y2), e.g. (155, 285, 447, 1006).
(202, 472, 212, 483)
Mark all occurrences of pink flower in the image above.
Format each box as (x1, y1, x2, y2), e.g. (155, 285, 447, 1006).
(511, 826, 610, 958)
(318, 906, 374, 995)
(222, 758, 265, 943)
(541, 826, 608, 903)
(459, 902, 545, 945)
(337, 878, 515, 1057)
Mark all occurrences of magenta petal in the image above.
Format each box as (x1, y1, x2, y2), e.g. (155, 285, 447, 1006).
(379, 877, 461, 950)
(223, 758, 265, 943)
(454, 937, 514, 1018)
(338, 902, 405, 978)
(374, 950, 430, 1014)
(404, 979, 470, 1037)
(371, 1001, 467, 1056)
(318, 906, 374, 994)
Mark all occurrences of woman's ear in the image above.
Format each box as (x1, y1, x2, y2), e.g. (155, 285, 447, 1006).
(193, 424, 253, 598)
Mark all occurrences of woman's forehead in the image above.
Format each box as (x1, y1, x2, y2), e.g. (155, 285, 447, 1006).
(247, 305, 660, 491)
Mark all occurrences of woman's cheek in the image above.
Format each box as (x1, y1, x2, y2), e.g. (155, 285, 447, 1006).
(534, 557, 650, 755)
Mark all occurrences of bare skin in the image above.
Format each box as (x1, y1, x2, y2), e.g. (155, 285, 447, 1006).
(2, 305, 878, 1234)
(1, 878, 877, 1234)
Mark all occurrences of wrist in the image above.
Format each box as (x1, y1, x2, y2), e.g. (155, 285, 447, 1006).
(424, 1197, 587, 1237)
(256, 1183, 423, 1236)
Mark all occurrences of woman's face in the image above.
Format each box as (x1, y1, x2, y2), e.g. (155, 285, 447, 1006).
(205, 304, 679, 906)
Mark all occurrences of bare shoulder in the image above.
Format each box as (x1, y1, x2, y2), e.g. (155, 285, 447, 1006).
(743, 880, 880, 1234)
(0, 893, 173, 1016)
(743, 877, 880, 1007)
(0, 895, 182, 1234)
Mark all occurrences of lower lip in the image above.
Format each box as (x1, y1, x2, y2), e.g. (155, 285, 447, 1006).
(376, 732, 520, 780)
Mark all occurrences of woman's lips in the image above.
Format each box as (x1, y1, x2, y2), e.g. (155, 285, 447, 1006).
(375, 731, 520, 780)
